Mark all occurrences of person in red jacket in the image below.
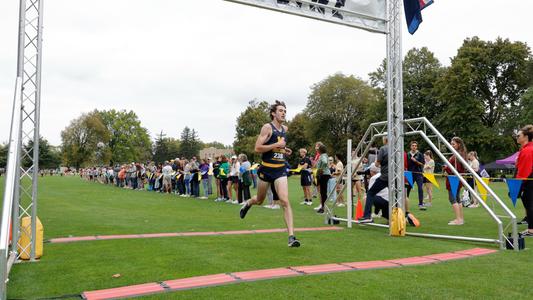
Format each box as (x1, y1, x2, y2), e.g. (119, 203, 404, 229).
(442, 137, 467, 226)
(516, 125, 533, 236)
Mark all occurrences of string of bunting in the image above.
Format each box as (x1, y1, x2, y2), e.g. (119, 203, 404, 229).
(403, 170, 527, 207)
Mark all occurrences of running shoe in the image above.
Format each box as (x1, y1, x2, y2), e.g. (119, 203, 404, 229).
(288, 235, 301, 247)
(517, 217, 528, 225)
(240, 202, 251, 219)
(316, 208, 325, 214)
(313, 205, 323, 211)
(520, 230, 533, 237)
(418, 205, 427, 211)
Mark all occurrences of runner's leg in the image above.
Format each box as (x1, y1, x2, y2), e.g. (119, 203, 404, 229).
(247, 179, 269, 206)
(273, 176, 294, 236)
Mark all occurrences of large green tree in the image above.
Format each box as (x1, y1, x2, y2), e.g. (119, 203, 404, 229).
(178, 127, 202, 158)
(461, 37, 530, 131)
(305, 73, 379, 154)
(435, 37, 532, 161)
(369, 47, 445, 122)
(98, 109, 152, 164)
(402, 47, 446, 121)
(0, 143, 7, 168)
(286, 113, 313, 167)
(234, 100, 271, 162)
(152, 131, 181, 163)
(61, 111, 110, 168)
(23, 137, 62, 169)
(518, 88, 533, 128)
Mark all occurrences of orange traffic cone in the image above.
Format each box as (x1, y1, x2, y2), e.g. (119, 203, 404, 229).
(355, 198, 364, 220)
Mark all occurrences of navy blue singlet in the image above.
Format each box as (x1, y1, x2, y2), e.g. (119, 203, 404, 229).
(261, 123, 286, 168)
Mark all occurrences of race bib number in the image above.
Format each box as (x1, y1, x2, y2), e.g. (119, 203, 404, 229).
(273, 152, 284, 160)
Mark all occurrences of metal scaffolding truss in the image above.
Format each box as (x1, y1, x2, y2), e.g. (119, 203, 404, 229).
(225, 0, 388, 33)
(326, 117, 519, 251)
(13, 0, 43, 263)
(0, 1, 43, 296)
(385, 0, 405, 228)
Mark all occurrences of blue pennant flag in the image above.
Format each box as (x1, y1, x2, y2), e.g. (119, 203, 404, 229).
(448, 175, 460, 200)
(404, 171, 414, 187)
(506, 179, 523, 207)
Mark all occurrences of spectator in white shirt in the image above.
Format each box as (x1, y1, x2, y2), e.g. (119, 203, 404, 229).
(162, 161, 173, 194)
(227, 155, 240, 203)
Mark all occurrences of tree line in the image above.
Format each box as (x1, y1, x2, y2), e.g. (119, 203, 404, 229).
(59, 109, 231, 168)
(234, 37, 532, 164)
(0, 137, 62, 170)
(0, 109, 229, 169)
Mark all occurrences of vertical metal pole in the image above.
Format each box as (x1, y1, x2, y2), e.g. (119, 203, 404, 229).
(346, 139, 352, 228)
(30, 0, 44, 261)
(11, 0, 27, 257)
(386, 0, 405, 235)
(16, 0, 26, 77)
(1, 77, 23, 300)
(0, 249, 6, 300)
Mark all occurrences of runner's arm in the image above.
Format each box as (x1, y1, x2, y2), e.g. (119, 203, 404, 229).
(282, 125, 291, 155)
(255, 124, 285, 153)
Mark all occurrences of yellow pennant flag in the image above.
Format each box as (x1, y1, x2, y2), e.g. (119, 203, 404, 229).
(290, 166, 303, 173)
(250, 163, 260, 170)
(312, 168, 318, 185)
(423, 173, 440, 189)
(198, 172, 202, 182)
(176, 174, 182, 180)
(219, 168, 226, 176)
(475, 178, 490, 201)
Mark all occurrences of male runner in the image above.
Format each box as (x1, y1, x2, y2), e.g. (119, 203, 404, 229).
(240, 100, 300, 247)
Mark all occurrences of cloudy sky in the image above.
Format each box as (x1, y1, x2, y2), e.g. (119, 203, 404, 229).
(1, 0, 532, 146)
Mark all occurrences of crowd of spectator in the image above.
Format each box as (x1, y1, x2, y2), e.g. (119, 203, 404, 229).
(79, 155, 262, 204)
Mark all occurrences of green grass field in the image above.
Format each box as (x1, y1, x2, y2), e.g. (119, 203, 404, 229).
(1, 176, 532, 299)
